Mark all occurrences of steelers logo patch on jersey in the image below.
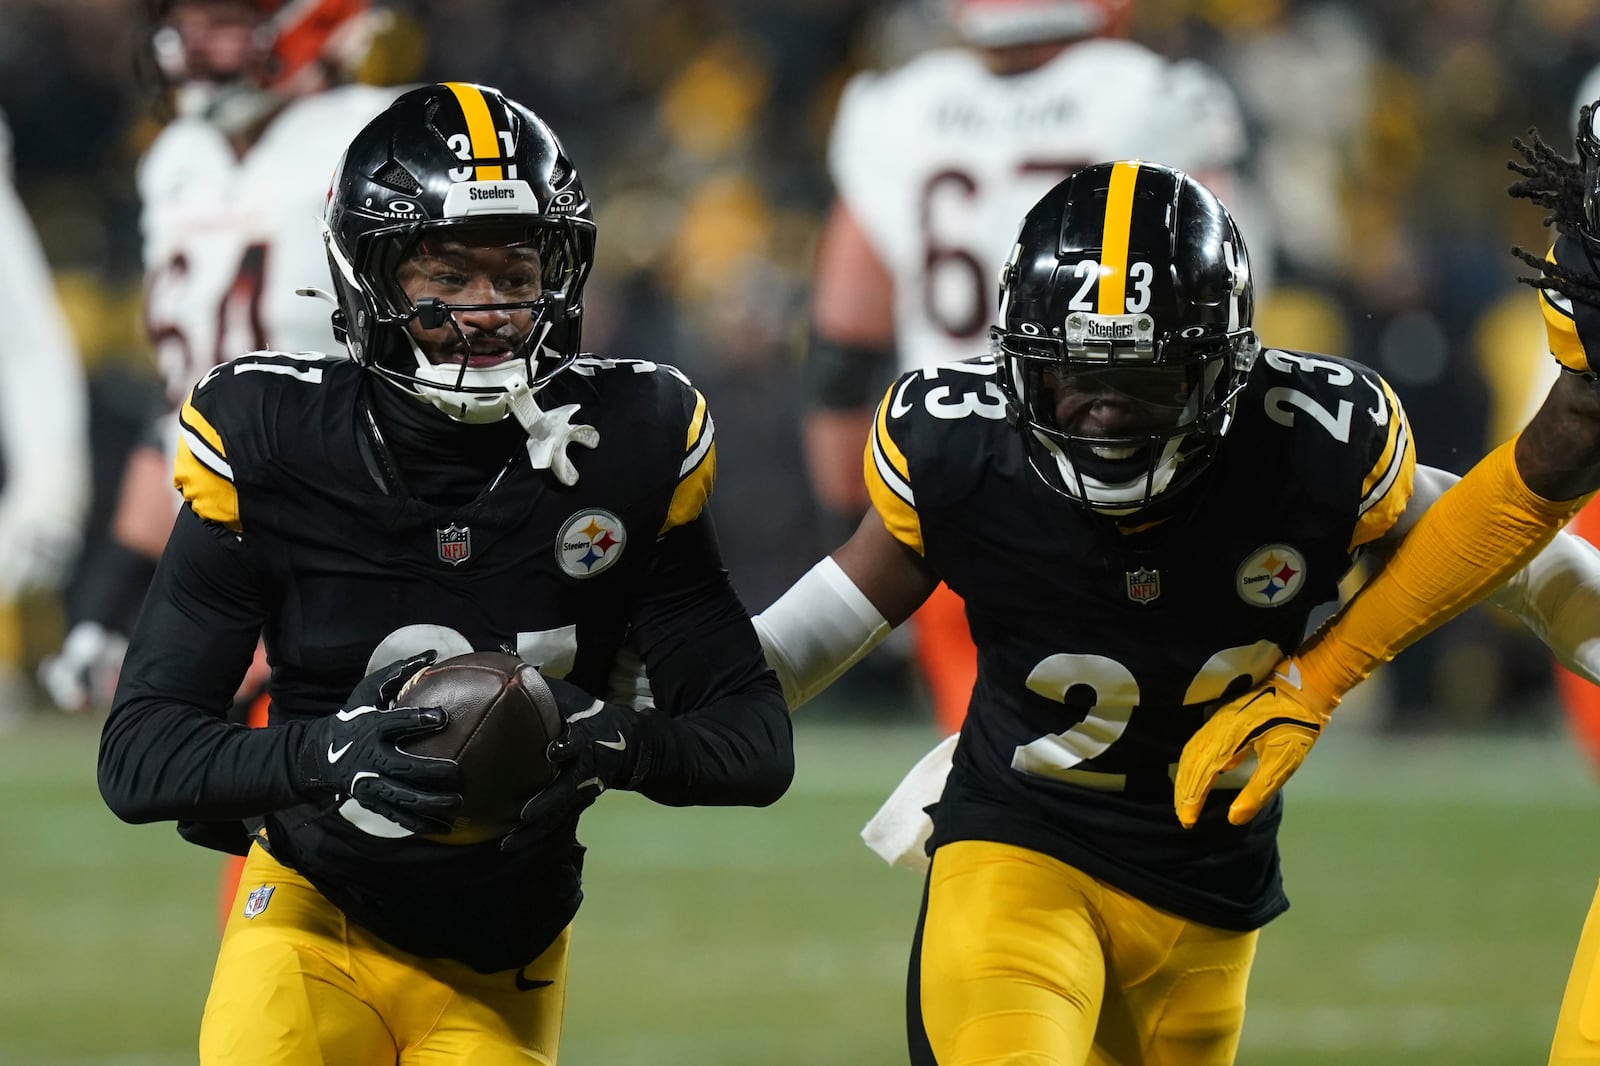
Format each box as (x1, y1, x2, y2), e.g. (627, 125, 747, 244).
(556, 510, 626, 578)
(1235, 544, 1307, 607)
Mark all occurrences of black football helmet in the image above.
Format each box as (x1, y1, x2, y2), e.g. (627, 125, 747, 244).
(993, 160, 1259, 514)
(324, 81, 595, 422)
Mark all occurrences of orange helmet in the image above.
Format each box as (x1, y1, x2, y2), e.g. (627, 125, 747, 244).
(949, 0, 1133, 47)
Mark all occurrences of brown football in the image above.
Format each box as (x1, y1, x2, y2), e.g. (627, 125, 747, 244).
(396, 651, 563, 844)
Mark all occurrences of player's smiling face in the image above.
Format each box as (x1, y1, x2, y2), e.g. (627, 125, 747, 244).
(397, 236, 543, 367)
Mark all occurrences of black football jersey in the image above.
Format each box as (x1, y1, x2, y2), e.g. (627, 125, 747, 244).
(172, 353, 719, 715)
(865, 350, 1415, 930)
(103, 352, 786, 972)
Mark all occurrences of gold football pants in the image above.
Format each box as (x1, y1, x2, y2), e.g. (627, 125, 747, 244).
(200, 844, 569, 1065)
(1550, 877, 1600, 1065)
(910, 839, 1258, 1066)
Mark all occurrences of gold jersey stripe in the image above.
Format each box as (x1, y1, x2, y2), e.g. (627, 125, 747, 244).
(863, 384, 924, 555)
(174, 436, 241, 529)
(683, 389, 709, 464)
(871, 381, 912, 487)
(1096, 161, 1142, 315)
(179, 395, 227, 462)
(1350, 384, 1415, 550)
(1539, 247, 1592, 373)
(661, 441, 716, 534)
(443, 82, 505, 181)
(1358, 377, 1404, 502)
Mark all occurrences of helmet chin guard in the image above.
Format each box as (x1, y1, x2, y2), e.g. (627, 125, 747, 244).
(387, 319, 562, 425)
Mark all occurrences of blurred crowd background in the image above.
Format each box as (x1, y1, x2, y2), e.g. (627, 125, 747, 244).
(1, 0, 1597, 733)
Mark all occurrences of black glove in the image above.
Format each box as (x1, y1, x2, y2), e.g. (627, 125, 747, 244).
(296, 651, 462, 835)
(502, 673, 659, 851)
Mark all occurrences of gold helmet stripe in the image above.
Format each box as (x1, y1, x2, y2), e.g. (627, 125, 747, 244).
(442, 82, 505, 181)
(1097, 160, 1142, 315)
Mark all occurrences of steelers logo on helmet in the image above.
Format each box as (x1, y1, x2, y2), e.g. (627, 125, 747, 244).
(992, 160, 1259, 516)
(556, 510, 626, 578)
(1235, 544, 1308, 608)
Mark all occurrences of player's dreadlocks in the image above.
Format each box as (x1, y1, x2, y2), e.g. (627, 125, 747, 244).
(1508, 102, 1600, 308)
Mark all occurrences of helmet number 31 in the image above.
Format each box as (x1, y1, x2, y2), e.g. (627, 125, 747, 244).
(446, 130, 520, 182)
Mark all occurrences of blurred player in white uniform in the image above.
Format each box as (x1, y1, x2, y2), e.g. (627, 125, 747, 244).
(0, 111, 91, 715)
(804, 0, 1252, 734)
(41, 0, 397, 722)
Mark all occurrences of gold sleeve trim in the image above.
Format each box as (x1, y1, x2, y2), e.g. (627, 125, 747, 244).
(173, 441, 241, 529)
(863, 382, 924, 555)
(1539, 264, 1592, 373)
(1350, 378, 1415, 549)
(174, 395, 241, 529)
(661, 441, 716, 534)
(660, 392, 716, 534)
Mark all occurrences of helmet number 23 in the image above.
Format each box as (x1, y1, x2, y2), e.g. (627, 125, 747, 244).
(1067, 259, 1153, 314)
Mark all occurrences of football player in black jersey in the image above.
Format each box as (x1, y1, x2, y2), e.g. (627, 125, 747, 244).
(1169, 109, 1600, 1066)
(96, 82, 793, 1064)
(739, 159, 1600, 1065)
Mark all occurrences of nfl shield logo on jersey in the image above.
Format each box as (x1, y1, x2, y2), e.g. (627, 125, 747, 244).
(1125, 567, 1161, 604)
(437, 524, 471, 567)
(242, 884, 275, 920)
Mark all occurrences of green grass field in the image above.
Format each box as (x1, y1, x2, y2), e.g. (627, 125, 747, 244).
(2, 707, 1596, 1065)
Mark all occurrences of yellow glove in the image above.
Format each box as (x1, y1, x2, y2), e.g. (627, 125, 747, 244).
(1174, 658, 1338, 829)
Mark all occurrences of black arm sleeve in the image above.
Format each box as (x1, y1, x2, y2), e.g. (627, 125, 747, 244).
(624, 511, 794, 808)
(71, 538, 159, 632)
(98, 505, 307, 824)
(803, 328, 897, 410)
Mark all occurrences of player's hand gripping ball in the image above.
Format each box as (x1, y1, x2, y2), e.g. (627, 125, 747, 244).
(396, 651, 563, 844)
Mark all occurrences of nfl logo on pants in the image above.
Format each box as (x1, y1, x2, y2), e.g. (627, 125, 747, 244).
(243, 884, 275, 919)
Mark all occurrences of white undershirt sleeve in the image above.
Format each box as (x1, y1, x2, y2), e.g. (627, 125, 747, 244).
(752, 555, 892, 710)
